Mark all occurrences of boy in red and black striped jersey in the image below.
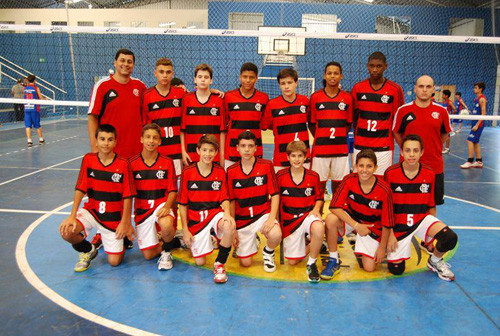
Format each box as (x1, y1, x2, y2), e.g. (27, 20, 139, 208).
(276, 141, 325, 282)
(322, 149, 394, 279)
(384, 135, 457, 281)
(224, 63, 269, 169)
(227, 131, 281, 272)
(351, 52, 404, 175)
(130, 124, 179, 271)
(310, 62, 353, 196)
(59, 124, 135, 272)
(142, 58, 186, 176)
(177, 135, 235, 283)
(180, 64, 227, 167)
(261, 68, 311, 172)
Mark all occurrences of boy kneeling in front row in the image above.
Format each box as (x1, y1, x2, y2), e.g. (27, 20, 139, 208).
(384, 134, 457, 281)
(59, 124, 135, 271)
(177, 134, 236, 283)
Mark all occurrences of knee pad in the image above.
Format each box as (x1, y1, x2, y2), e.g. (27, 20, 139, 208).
(434, 227, 458, 252)
(388, 260, 405, 275)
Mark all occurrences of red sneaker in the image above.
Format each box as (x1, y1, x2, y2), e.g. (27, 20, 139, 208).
(213, 263, 228, 284)
(91, 233, 102, 250)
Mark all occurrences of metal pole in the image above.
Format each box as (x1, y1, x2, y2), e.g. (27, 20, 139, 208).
(65, 3, 81, 118)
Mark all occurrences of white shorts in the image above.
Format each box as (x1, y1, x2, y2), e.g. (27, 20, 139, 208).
(353, 149, 393, 175)
(387, 215, 440, 263)
(311, 156, 350, 182)
(225, 159, 237, 170)
(283, 214, 322, 260)
(76, 208, 123, 254)
(136, 202, 176, 251)
(340, 221, 379, 259)
(173, 159, 182, 177)
(236, 213, 278, 258)
(274, 163, 310, 173)
(191, 212, 225, 258)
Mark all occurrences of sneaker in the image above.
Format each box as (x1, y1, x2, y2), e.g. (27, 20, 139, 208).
(174, 230, 188, 249)
(91, 233, 103, 250)
(307, 263, 320, 283)
(441, 148, 450, 154)
(427, 257, 455, 281)
(420, 241, 435, 255)
(27, 141, 33, 147)
(471, 161, 483, 169)
(39, 138, 45, 144)
(460, 161, 473, 169)
(157, 251, 173, 271)
(262, 249, 276, 273)
(320, 240, 329, 254)
(74, 246, 98, 272)
(124, 237, 133, 249)
(320, 257, 341, 280)
(449, 131, 456, 137)
(213, 263, 228, 283)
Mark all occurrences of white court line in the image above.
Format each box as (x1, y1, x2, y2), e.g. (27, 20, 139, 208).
(450, 226, 500, 230)
(0, 166, 80, 171)
(444, 195, 500, 213)
(447, 152, 500, 173)
(0, 208, 71, 215)
(0, 136, 78, 157)
(15, 201, 160, 336)
(0, 155, 83, 187)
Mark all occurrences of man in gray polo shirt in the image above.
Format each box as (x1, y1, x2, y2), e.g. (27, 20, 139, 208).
(11, 78, 25, 122)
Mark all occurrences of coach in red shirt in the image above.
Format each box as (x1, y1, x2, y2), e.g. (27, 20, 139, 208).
(88, 48, 147, 159)
(393, 75, 452, 206)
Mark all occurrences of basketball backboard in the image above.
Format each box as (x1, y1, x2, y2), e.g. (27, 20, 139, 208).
(257, 26, 306, 56)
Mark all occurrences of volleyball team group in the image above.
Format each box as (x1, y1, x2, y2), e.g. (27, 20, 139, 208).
(57, 47, 490, 283)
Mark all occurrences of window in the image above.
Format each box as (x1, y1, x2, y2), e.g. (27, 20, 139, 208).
(375, 16, 411, 34)
(449, 18, 484, 36)
(77, 21, 94, 27)
(186, 21, 203, 29)
(228, 12, 263, 30)
(131, 21, 147, 28)
(104, 21, 121, 28)
(302, 14, 338, 33)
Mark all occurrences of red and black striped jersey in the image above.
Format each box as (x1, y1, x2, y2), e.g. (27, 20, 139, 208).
(351, 79, 404, 152)
(75, 153, 135, 231)
(261, 95, 311, 167)
(384, 163, 435, 240)
(130, 153, 178, 225)
(181, 92, 226, 163)
(142, 86, 186, 160)
(177, 164, 228, 235)
(224, 88, 269, 162)
(227, 159, 279, 229)
(330, 173, 394, 242)
(310, 89, 353, 157)
(276, 168, 322, 238)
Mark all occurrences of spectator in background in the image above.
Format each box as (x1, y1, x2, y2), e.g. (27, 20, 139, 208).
(11, 79, 24, 122)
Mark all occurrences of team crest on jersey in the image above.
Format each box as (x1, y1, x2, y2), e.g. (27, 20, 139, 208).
(338, 102, 346, 111)
(173, 99, 180, 107)
(210, 108, 218, 116)
(254, 176, 264, 186)
(304, 187, 313, 197)
(381, 95, 390, 104)
(420, 183, 430, 193)
(432, 112, 440, 119)
(300, 105, 306, 113)
(255, 103, 262, 111)
(156, 170, 165, 179)
(369, 200, 379, 209)
(212, 181, 222, 190)
(133, 89, 139, 97)
(111, 173, 122, 183)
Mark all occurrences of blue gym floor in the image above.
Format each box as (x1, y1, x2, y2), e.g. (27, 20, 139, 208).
(1, 120, 499, 336)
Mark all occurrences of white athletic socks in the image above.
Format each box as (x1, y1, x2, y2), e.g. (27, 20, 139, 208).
(307, 257, 317, 265)
(329, 252, 339, 260)
(431, 255, 441, 263)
